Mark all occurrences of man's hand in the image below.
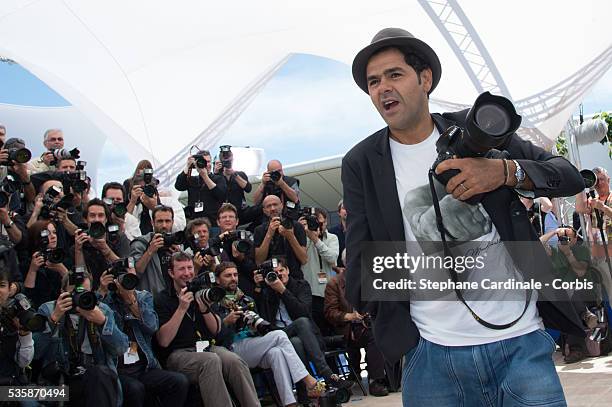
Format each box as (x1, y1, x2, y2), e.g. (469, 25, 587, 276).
(278, 224, 294, 239)
(42, 152, 55, 166)
(185, 156, 196, 173)
(261, 172, 272, 184)
(266, 218, 281, 238)
(29, 252, 45, 272)
(231, 243, 245, 262)
(343, 311, 363, 322)
(590, 198, 606, 211)
(266, 277, 286, 294)
(74, 230, 89, 251)
(147, 233, 165, 255)
(51, 292, 73, 322)
(195, 295, 211, 314)
(223, 310, 243, 326)
(223, 167, 235, 177)
(97, 270, 114, 297)
(0, 149, 8, 164)
(253, 270, 264, 285)
(141, 192, 158, 210)
(0, 207, 12, 226)
(435, 158, 506, 201)
(214, 161, 223, 174)
(177, 287, 194, 312)
(130, 185, 143, 203)
(77, 306, 107, 326)
(33, 194, 44, 212)
(299, 217, 319, 242)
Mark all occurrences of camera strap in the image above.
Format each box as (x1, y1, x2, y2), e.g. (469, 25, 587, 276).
(427, 169, 530, 330)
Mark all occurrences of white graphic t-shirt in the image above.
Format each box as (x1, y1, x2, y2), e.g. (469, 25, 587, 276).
(389, 127, 542, 346)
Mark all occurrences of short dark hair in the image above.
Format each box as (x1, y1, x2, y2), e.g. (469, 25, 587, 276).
(101, 182, 125, 200)
(152, 205, 174, 220)
(185, 218, 211, 241)
(314, 207, 328, 221)
(57, 157, 76, 166)
(169, 251, 193, 270)
(84, 198, 111, 221)
(215, 261, 237, 277)
(217, 203, 238, 220)
(373, 46, 431, 82)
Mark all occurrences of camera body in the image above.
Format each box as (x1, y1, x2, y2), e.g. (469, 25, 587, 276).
(161, 231, 186, 247)
(0, 293, 46, 332)
(231, 297, 274, 336)
(49, 148, 80, 166)
(81, 222, 106, 239)
(278, 201, 300, 230)
(186, 274, 226, 303)
(219, 145, 232, 169)
(0, 147, 32, 166)
(60, 170, 88, 193)
(211, 230, 253, 255)
(0, 174, 22, 207)
(268, 170, 282, 183)
(431, 92, 521, 204)
(103, 198, 127, 218)
(301, 206, 320, 231)
(39, 186, 75, 220)
(108, 257, 138, 291)
(257, 258, 279, 284)
(68, 268, 97, 311)
(142, 169, 157, 198)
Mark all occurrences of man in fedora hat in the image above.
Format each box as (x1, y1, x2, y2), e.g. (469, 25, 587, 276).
(343, 27, 586, 405)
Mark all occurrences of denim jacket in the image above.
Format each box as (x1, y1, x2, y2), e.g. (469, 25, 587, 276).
(34, 300, 129, 405)
(102, 290, 161, 370)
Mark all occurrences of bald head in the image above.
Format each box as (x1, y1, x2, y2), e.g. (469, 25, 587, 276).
(267, 160, 283, 173)
(262, 194, 282, 218)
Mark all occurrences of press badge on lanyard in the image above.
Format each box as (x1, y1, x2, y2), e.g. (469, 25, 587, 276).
(194, 202, 204, 213)
(317, 271, 328, 284)
(123, 341, 140, 364)
(195, 330, 209, 353)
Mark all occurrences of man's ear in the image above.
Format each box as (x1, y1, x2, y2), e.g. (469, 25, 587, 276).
(420, 68, 433, 94)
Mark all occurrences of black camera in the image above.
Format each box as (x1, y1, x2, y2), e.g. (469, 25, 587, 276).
(69, 267, 97, 311)
(50, 148, 80, 166)
(0, 293, 46, 332)
(142, 184, 157, 198)
(0, 147, 32, 166)
(76, 160, 87, 171)
(186, 274, 226, 303)
(141, 169, 157, 198)
(103, 198, 128, 218)
(257, 258, 279, 284)
(268, 170, 282, 183)
(431, 92, 521, 203)
(162, 231, 186, 247)
(39, 229, 66, 264)
(0, 174, 21, 207)
(279, 201, 300, 229)
(319, 386, 351, 407)
(60, 170, 88, 194)
(108, 257, 138, 291)
(215, 230, 253, 254)
(39, 186, 75, 220)
(192, 154, 208, 169)
(106, 224, 120, 245)
(242, 310, 274, 336)
(81, 222, 106, 239)
(301, 206, 320, 231)
(143, 168, 154, 184)
(219, 145, 232, 169)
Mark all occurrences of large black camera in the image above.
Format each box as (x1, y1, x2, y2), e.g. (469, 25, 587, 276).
(211, 230, 253, 255)
(81, 222, 106, 239)
(0, 293, 46, 332)
(60, 170, 88, 193)
(69, 267, 97, 311)
(0, 174, 22, 207)
(103, 198, 127, 218)
(232, 297, 274, 336)
(431, 92, 521, 203)
(268, 170, 282, 183)
(108, 257, 139, 291)
(0, 146, 32, 166)
(141, 169, 157, 198)
(186, 274, 225, 303)
(301, 206, 320, 231)
(319, 386, 351, 407)
(162, 231, 186, 247)
(257, 258, 279, 284)
(49, 148, 80, 166)
(279, 201, 300, 229)
(191, 154, 208, 170)
(39, 186, 75, 220)
(219, 145, 232, 169)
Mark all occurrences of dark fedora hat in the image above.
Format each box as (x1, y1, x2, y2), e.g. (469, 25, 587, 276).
(352, 27, 441, 95)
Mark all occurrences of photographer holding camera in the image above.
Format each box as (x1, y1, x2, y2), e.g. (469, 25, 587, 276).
(28, 129, 64, 174)
(252, 257, 352, 399)
(35, 269, 129, 407)
(154, 252, 259, 407)
(343, 28, 586, 405)
(324, 251, 388, 397)
(175, 149, 227, 225)
(252, 160, 300, 207)
(255, 195, 307, 279)
(0, 137, 36, 211)
(0, 268, 35, 387)
(126, 172, 186, 239)
(101, 264, 189, 407)
(213, 146, 252, 217)
(131, 205, 184, 295)
(27, 178, 82, 237)
(184, 217, 216, 273)
(213, 261, 321, 407)
(23, 220, 72, 308)
(298, 207, 338, 335)
(101, 182, 133, 236)
(75, 199, 130, 290)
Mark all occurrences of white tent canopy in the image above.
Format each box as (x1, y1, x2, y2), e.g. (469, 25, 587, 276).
(1, 0, 610, 168)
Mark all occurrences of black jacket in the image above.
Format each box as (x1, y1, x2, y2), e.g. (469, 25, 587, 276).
(342, 110, 586, 363)
(174, 172, 227, 224)
(253, 277, 313, 326)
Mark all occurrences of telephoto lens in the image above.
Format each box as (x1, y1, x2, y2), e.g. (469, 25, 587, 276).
(87, 222, 107, 239)
(1, 293, 46, 332)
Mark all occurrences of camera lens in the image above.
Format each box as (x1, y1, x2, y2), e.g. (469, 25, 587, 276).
(118, 273, 139, 290)
(73, 290, 97, 311)
(265, 271, 278, 283)
(47, 248, 65, 264)
(143, 184, 156, 198)
(113, 202, 128, 217)
(474, 104, 511, 136)
(88, 222, 106, 239)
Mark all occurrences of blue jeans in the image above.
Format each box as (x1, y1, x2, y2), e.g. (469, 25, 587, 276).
(402, 329, 566, 407)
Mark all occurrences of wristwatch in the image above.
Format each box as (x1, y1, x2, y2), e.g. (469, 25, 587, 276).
(512, 160, 526, 189)
(4, 220, 14, 229)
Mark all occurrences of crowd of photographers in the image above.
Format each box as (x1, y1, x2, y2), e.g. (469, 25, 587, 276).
(1, 125, 610, 406)
(0, 127, 387, 407)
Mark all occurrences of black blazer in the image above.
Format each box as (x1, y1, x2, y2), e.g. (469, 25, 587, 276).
(254, 277, 313, 325)
(342, 109, 586, 363)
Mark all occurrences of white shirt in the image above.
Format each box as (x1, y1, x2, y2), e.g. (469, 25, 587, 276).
(389, 126, 541, 346)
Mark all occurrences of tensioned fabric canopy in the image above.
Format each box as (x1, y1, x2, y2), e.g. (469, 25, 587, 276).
(1, 0, 610, 167)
